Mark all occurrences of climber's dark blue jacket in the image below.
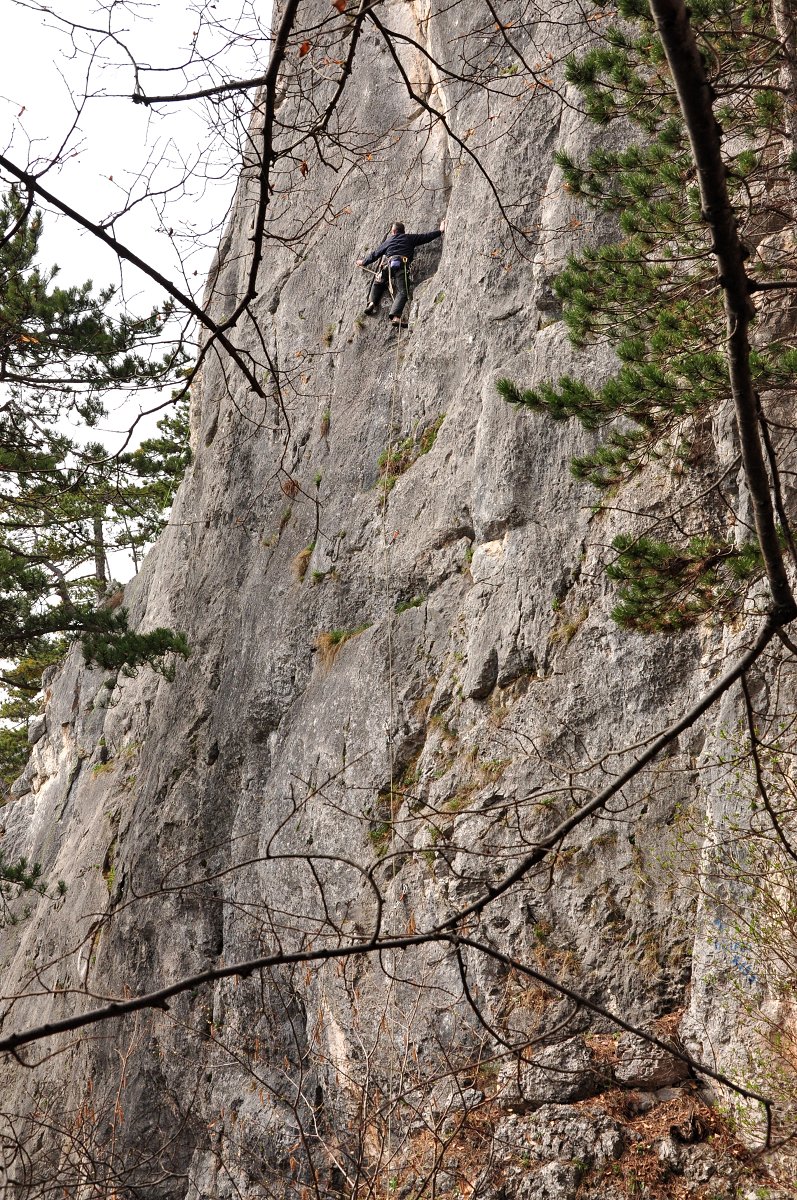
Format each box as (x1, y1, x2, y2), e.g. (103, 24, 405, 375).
(361, 229, 442, 268)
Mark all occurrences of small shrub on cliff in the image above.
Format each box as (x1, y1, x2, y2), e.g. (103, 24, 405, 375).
(0, 851, 65, 928)
(0, 643, 65, 797)
(377, 414, 445, 496)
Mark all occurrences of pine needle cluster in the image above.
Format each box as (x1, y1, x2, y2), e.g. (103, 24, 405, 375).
(607, 534, 763, 631)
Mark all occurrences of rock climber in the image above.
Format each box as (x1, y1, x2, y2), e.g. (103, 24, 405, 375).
(356, 219, 446, 326)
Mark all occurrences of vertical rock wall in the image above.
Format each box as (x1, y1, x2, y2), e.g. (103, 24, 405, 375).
(0, 0, 789, 1196)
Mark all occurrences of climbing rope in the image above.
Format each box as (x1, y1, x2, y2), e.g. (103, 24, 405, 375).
(377, 299, 410, 1200)
(380, 308, 406, 821)
(356, 251, 414, 1189)
(356, 257, 404, 838)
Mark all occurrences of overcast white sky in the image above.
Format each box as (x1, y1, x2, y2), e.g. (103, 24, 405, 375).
(0, 1, 267, 576)
(1, 4, 267, 374)
(2, 3, 252, 290)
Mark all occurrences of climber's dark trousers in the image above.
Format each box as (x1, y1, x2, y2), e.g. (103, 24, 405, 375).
(368, 263, 412, 318)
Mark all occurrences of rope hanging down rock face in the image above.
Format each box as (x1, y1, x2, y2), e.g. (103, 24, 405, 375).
(377, 307, 408, 1200)
(379, 302, 407, 839)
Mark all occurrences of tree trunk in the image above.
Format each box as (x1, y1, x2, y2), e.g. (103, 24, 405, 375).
(648, 0, 797, 624)
(93, 513, 107, 597)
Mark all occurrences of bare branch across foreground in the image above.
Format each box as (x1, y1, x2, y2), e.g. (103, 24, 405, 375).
(0, 928, 774, 1136)
(0, 618, 788, 1146)
(435, 615, 784, 930)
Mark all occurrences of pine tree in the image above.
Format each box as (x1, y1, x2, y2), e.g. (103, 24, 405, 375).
(116, 398, 193, 566)
(0, 643, 65, 795)
(0, 190, 192, 800)
(498, 0, 797, 631)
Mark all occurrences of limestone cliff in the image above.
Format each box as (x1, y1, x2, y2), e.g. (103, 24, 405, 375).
(0, 0, 792, 1197)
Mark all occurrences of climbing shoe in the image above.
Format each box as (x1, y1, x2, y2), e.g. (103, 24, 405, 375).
(364, 304, 378, 316)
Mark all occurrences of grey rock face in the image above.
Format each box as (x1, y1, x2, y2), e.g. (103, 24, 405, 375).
(521, 1105, 625, 1168)
(26, 713, 46, 746)
(657, 1137, 737, 1198)
(0, 0, 786, 1196)
(516, 1161, 584, 1200)
(614, 1032, 691, 1090)
(498, 1040, 600, 1112)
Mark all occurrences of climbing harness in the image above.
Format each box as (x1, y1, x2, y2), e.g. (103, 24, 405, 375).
(386, 256, 410, 303)
(360, 257, 413, 328)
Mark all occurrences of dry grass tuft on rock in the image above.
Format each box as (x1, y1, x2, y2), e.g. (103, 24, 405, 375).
(316, 624, 371, 669)
(293, 544, 314, 582)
